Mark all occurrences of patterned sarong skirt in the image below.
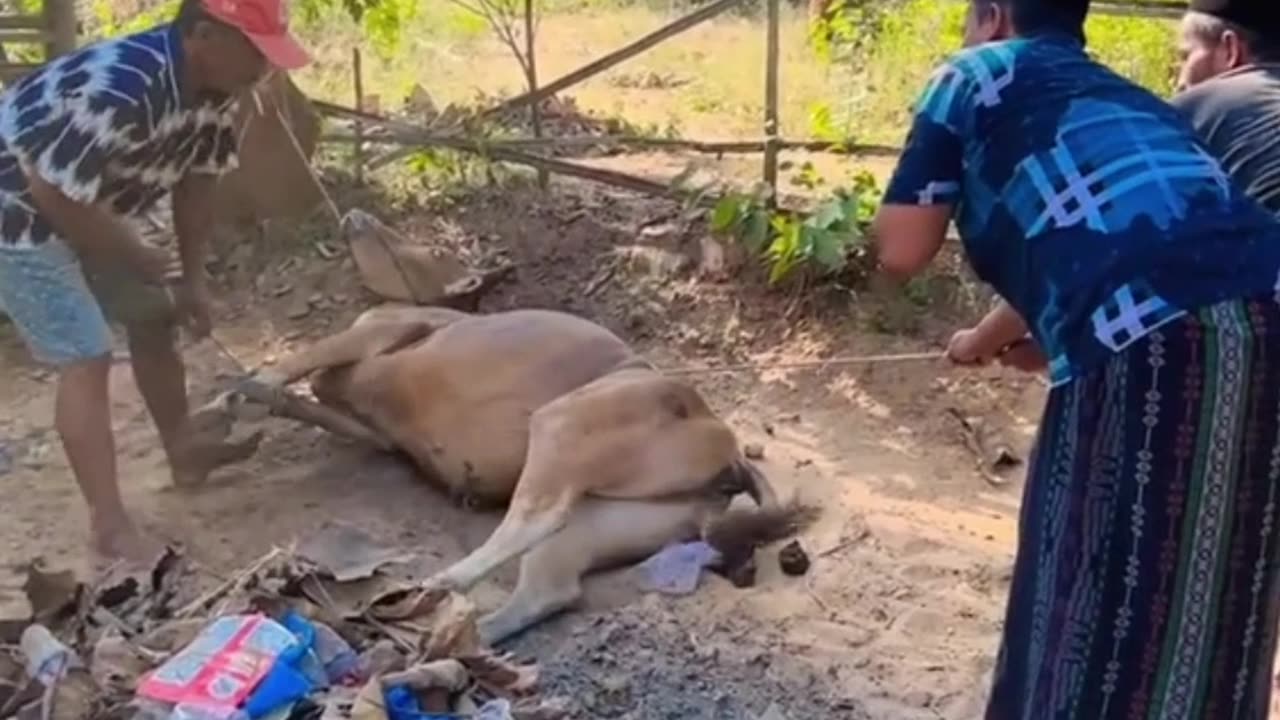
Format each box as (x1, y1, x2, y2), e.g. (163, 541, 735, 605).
(986, 297, 1280, 720)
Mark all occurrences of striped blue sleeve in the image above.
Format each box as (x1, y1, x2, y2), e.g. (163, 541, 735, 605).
(882, 59, 971, 208)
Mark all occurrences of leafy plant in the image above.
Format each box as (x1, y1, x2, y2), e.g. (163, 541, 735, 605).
(294, 0, 418, 54)
(808, 0, 885, 63)
(710, 170, 881, 285)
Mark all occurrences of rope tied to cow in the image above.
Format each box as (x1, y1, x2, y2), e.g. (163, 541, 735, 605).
(656, 350, 947, 376)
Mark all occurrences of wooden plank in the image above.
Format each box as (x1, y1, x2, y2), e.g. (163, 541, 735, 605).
(479, 0, 741, 118)
(0, 62, 39, 82)
(0, 15, 45, 30)
(0, 28, 47, 43)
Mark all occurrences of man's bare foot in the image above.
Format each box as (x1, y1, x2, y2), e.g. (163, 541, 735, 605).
(170, 431, 263, 487)
(91, 517, 164, 570)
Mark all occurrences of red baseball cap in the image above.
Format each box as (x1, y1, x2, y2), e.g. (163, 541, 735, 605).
(200, 0, 310, 70)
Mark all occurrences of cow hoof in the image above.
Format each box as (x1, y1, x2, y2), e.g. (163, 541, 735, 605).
(235, 375, 290, 409)
(476, 614, 515, 647)
(171, 430, 264, 488)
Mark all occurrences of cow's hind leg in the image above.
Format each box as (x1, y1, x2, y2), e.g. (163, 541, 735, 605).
(429, 482, 576, 593)
(478, 494, 725, 644)
(426, 434, 741, 593)
(478, 530, 587, 645)
(427, 373, 740, 593)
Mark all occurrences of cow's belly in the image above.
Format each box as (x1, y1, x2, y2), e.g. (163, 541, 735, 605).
(408, 403, 533, 502)
(366, 311, 639, 503)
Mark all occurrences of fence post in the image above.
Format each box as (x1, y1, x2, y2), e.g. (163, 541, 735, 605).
(524, 0, 547, 189)
(352, 48, 365, 185)
(762, 0, 780, 206)
(43, 0, 76, 58)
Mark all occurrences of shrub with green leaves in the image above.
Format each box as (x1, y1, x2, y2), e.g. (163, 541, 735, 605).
(711, 171, 882, 284)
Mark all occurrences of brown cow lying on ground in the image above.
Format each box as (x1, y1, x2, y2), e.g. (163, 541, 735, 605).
(236, 303, 804, 644)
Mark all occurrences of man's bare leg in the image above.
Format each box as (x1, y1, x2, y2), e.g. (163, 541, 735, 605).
(55, 355, 149, 561)
(126, 321, 257, 487)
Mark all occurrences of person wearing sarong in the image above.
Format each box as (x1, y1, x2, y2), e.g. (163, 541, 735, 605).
(871, 0, 1280, 717)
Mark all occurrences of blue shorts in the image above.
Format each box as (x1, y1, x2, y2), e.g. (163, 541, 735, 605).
(0, 239, 173, 366)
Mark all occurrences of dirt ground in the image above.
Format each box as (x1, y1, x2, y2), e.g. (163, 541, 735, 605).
(0, 178, 1220, 719)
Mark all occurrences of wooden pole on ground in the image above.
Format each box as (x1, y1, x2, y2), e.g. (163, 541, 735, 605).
(762, 0, 781, 206)
(481, 0, 741, 118)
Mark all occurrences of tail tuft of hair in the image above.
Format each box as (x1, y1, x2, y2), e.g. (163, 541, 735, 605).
(703, 499, 820, 556)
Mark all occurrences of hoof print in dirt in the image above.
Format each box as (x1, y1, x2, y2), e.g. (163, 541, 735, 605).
(778, 540, 811, 576)
(743, 442, 766, 460)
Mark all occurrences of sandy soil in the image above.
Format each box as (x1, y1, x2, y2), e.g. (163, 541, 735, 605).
(1, 179, 1253, 719)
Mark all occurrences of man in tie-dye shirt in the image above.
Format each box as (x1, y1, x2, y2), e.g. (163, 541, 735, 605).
(0, 0, 309, 563)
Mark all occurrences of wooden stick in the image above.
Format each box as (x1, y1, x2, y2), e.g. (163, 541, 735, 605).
(314, 109, 698, 197)
(762, 0, 780, 205)
(353, 47, 365, 185)
(1091, 1, 1181, 17)
(319, 130, 903, 157)
(522, 0, 548, 190)
(0, 15, 46, 29)
(312, 103, 855, 212)
(234, 380, 396, 451)
(478, 0, 741, 119)
(174, 547, 286, 619)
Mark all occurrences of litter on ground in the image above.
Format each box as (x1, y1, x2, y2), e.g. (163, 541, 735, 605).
(0, 540, 564, 720)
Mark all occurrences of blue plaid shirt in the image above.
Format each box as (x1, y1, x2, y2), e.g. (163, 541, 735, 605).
(0, 24, 238, 250)
(885, 33, 1280, 386)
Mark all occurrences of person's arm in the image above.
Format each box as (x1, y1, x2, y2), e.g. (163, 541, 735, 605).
(12, 94, 169, 280)
(974, 299, 1029, 349)
(872, 62, 968, 280)
(169, 108, 237, 338)
(175, 102, 239, 276)
(24, 167, 169, 282)
(172, 174, 215, 286)
(169, 174, 217, 337)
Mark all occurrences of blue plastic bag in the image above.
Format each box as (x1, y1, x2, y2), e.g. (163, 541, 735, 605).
(637, 540, 722, 595)
(241, 613, 321, 719)
(383, 685, 460, 720)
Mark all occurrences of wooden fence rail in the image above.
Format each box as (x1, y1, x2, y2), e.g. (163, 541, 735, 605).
(0, 0, 77, 84)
